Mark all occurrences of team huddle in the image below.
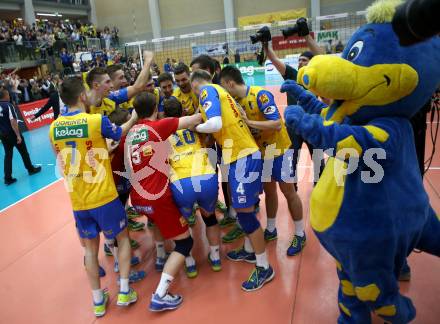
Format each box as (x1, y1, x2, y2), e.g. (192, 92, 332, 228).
(49, 51, 306, 316)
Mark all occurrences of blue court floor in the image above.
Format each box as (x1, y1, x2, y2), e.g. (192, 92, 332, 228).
(0, 125, 60, 211)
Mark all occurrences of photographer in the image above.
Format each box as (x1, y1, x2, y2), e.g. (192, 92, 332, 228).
(259, 18, 325, 188)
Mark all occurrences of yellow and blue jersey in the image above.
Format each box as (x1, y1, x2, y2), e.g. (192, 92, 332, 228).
(238, 86, 291, 158)
(168, 129, 215, 183)
(172, 88, 198, 116)
(199, 84, 259, 164)
(49, 110, 122, 211)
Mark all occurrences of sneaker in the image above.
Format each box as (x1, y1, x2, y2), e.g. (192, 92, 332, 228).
(147, 220, 155, 229)
(126, 207, 140, 219)
(117, 270, 146, 284)
(187, 211, 196, 227)
(226, 246, 256, 263)
(264, 228, 278, 242)
(242, 266, 275, 292)
(155, 253, 170, 272)
(149, 293, 183, 312)
(130, 239, 140, 249)
(131, 256, 140, 266)
(208, 253, 222, 272)
(117, 287, 138, 306)
(219, 215, 236, 228)
(128, 219, 145, 231)
(4, 177, 17, 185)
(184, 263, 198, 278)
(216, 200, 228, 213)
(28, 166, 42, 175)
(98, 265, 106, 278)
(287, 233, 306, 256)
(93, 288, 109, 317)
(222, 225, 245, 243)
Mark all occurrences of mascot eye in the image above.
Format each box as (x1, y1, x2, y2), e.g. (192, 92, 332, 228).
(347, 41, 364, 61)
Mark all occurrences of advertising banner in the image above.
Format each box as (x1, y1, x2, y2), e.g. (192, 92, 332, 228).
(17, 99, 54, 131)
(271, 32, 315, 50)
(238, 9, 307, 27)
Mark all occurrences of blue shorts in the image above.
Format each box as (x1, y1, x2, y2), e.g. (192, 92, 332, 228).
(262, 152, 295, 183)
(170, 175, 218, 218)
(228, 152, 262, 209)
(74, 198, 127, 240)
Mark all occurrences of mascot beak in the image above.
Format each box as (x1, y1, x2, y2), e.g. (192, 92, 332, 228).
(297, 55, 419, 121)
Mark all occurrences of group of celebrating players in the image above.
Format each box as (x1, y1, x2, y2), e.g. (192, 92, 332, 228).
(49, 49, 310, 316)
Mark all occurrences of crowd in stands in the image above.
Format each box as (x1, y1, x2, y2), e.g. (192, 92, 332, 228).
(0, 18, 120, 63)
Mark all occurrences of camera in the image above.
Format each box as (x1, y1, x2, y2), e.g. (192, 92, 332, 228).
(281, 17, 309, 38)
(250, 26, 272, 44)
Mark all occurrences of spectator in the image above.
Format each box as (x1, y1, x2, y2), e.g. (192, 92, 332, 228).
(164, 58, 173, 73)
(223, 56, 230, 64)
(234, 49, 241, 63)
(0, 86, 41, 185)
(335, 41, 344, 53)
(60, 48, 74, 74)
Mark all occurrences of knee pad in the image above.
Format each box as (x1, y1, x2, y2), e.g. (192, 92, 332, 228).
(202, 213, 218, 227)
(174, 236, 194, 257)
(237, 211, 260, 234)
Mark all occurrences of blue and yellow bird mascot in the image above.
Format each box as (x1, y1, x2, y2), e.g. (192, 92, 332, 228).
(281, 0, 440, 323)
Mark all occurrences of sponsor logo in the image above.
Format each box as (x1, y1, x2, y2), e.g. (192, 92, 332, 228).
(260, 94, 270, 105)
(130, 129, 149, 145)
(203, 101, 212, 111)
(200, 89, 208, 101)
(119, 219, 126, 229)
(53, 124, 88, 140)
(238, 196, 247, 203)
(264, 106, 276, 114)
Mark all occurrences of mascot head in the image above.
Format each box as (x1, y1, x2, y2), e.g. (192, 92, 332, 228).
(297, 0, 440, 124)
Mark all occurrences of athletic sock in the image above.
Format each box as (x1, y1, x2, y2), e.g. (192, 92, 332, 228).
(92, 289, 103, 304)
(120, 278, 129, 293)
(266, 218, 276, 232)
(255, 251, 269, 270)
(210, 245, 220, 261)
(155, 272, 174, 298)
(294, 220, 305, 237)
(185, 254, 196, 267)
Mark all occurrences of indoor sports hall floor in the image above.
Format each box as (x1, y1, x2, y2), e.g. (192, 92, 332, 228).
(1, 81, 439, 324)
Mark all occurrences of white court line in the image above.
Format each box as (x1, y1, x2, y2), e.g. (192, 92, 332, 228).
(0, 178, 62, 213)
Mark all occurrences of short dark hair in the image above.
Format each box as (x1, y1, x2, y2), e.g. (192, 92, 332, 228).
(157, 72, 174, 85)
(133, 91, 157, 119)
(300, 51, 314, 60)
(174, 63, 190, 76)
(106, 64, 123, 79)
(190, 69, 212, 83)
(219, 65, 245, 85)
(86, 67, 108, 88)
(108, 107, 130, 125)
(163, 97, 182, 118)
(60, 76, 85, 106)
(190, 55, 215, 75)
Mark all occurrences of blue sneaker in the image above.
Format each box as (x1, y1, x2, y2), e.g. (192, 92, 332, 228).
(242, 266, 275, 292)
(184, 264, 198, 278)
(287, 233, 306, 256)
(131, 256, 140, 266)
(99, 265, 106, 278)
(118, 270, 146, 284)
(155, 253, 170, 272)
(226, 247, 256, 263)
(208, 253, 222, 272)
(149, 293, 183, 312)
(264, 228, 278, 241)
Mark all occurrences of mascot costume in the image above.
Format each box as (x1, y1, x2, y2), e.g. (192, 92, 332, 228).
(281, 0, 440, 323)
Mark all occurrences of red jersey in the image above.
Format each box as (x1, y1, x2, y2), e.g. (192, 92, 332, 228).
(123, 117, 179, 205)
